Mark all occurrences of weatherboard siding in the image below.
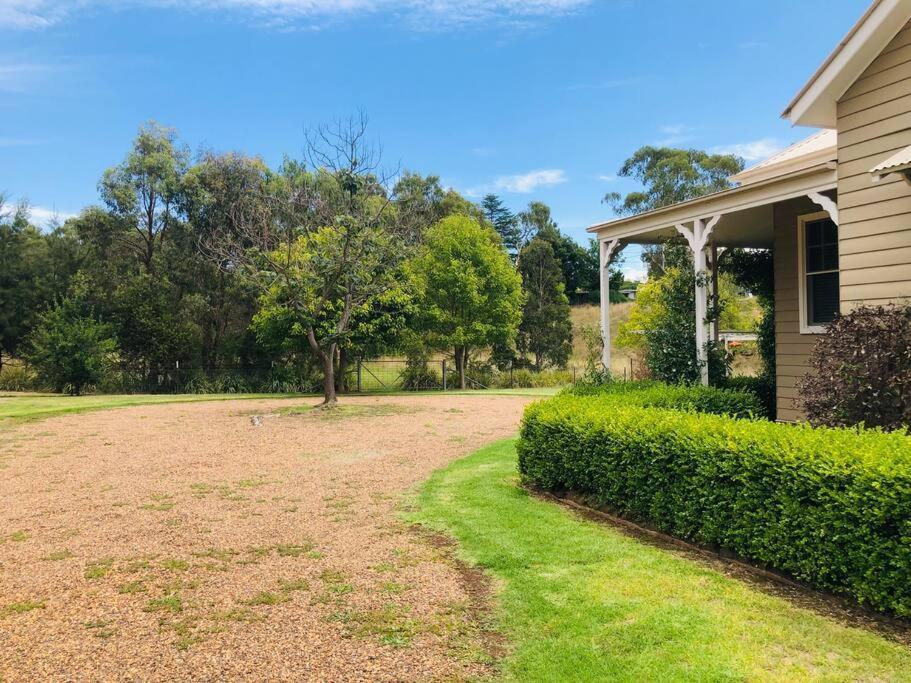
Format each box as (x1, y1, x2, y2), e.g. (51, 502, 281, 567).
(836, 19, 911, 312)
(773, 196, 820, 422)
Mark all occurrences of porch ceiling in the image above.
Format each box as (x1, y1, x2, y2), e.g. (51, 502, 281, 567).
(618, 204, 774, 248)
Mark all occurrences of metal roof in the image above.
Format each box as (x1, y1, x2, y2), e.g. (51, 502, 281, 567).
(729, 130, 837, 186)
(870, 145, 911, 181)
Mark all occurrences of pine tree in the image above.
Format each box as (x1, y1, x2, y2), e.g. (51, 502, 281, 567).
(517, 238, 573, 370)
(481, 194, 520, 257)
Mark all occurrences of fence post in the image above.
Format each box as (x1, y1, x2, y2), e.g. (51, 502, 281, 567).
(442, 360, 447, 391)
(356, 360, 362, 393)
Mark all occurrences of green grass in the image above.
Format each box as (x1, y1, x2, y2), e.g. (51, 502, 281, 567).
(412, 438, 911, 682)
(0, 392, 306, 426)
(0, 388, 556, 428)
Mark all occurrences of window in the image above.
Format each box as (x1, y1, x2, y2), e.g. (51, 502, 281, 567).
(798, 212, 839, 333)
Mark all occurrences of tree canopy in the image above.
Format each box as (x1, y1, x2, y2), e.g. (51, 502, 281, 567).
(409, 214, 524, 389)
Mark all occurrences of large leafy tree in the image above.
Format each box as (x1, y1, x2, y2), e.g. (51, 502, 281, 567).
(517, 238, 572, 370)
(0, 200, 48, 369)
(409, 214, 524, 389)
(515, 200, 604, 301)
(99, 121, 190, 274)
(113, 274, 199, 373)
(394, 172, 483, 241)
(0, 199, 82, 370)
(181, 154, 273, 366)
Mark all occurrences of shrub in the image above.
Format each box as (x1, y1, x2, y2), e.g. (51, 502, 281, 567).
(26, 298, 117, 395)
(491, 368, 574, 389)
(722, 375, 775, 420)
(518, 394, 911, 615)
(0, 363, 39, 391)
(563, 379, 762, 419)
(798, 304, 911, 432)
(401, 357, 442, 391)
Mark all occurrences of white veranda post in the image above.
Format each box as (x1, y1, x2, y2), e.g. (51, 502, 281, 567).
(600, 238, 620, 373)
(675, 215, 721, 386)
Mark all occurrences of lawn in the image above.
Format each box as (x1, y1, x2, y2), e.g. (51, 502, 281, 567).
(0, 388, 558, 426)
(0, 392, 302, 426)
(412, 438, 911, 681)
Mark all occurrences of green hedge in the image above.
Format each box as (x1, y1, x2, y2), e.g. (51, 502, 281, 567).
(563, 379, 763, 419)
(518, 393, 911, 615)
(722, 375, 776, 420)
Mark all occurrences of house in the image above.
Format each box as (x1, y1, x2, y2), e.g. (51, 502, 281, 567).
(590, 0, 911, 422)
(618, 286, 638, 301)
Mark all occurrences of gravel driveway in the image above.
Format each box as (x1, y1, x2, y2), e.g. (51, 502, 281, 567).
(0, 394, 535, 681)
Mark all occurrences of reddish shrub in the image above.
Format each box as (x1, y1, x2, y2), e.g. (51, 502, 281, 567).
(797, 304, 911, 431)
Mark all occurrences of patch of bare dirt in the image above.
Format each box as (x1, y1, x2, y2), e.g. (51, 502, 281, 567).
(0, 394, 534, 681)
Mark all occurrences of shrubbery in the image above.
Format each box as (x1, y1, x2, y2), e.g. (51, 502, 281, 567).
(26, 298, 117, 395)
(565, 377, 762, 419)
(0, 364, 39, 392)
(722, 374, 775, 420)
(798, 304, 911, 432)
(518, 390, 911, 615)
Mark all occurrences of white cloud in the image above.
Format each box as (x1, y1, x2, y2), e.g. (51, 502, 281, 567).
(621, 265, 647, 282)
(712, 137, 785, 162)
(26, 205, 77, 227)
(493, 168, 567, 193)
(597, 174, 616, 182)
(0, 1, 71, 29)
(0, 0, 591, 30)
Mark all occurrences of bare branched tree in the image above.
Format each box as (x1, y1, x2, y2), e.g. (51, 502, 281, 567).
(200, 115, 408, 406)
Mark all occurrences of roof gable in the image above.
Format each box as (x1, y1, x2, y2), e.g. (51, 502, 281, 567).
(782, 0, 911, 128)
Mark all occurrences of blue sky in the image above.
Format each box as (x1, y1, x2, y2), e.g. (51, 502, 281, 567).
(2, 0, 868, 279)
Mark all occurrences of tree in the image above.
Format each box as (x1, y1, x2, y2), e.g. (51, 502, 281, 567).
(393, 172, 481, 241)
(615, 266, 728, 384)
(0, 199, 47, 369)
(203, 114, 409, 406)
(481, 194, 519, 257)
(113, 274, 199, 373)
(517, 201, 556, 257)
(99, 121, 189, 274)
(409, 214, 523, 389)
(517, 238, 572, 370)
(604, 146, 743, 278)
(26, 296, 117, 395)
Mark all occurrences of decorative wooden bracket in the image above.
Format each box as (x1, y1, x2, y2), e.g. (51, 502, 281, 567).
(808, 192, 839, 226)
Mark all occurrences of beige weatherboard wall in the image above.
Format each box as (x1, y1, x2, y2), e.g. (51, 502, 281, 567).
(591, 0, 911, 421)
(783, 0, 911, 315)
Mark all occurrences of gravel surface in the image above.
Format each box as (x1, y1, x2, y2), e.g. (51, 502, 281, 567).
(0, 394, 535, 681)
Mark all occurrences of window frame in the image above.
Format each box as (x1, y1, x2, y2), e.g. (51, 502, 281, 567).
(797, 210, 839, 334)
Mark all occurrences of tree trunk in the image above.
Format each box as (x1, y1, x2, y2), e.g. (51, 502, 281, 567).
(335, 347, 349, 394)
(454, 346, 467, 390)
(321, 350, 337, 406)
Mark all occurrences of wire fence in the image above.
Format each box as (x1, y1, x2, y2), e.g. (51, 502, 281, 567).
(2, 359, 584, 395)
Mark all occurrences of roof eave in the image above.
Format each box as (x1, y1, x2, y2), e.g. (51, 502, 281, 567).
(782, 0, 910, 128)
(587, 162, 835, 234)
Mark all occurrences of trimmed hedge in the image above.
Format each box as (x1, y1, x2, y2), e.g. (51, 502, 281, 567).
(518, 392, 911, 615)
(563, 379, 763, 419)
(722, 374, 776, 421)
